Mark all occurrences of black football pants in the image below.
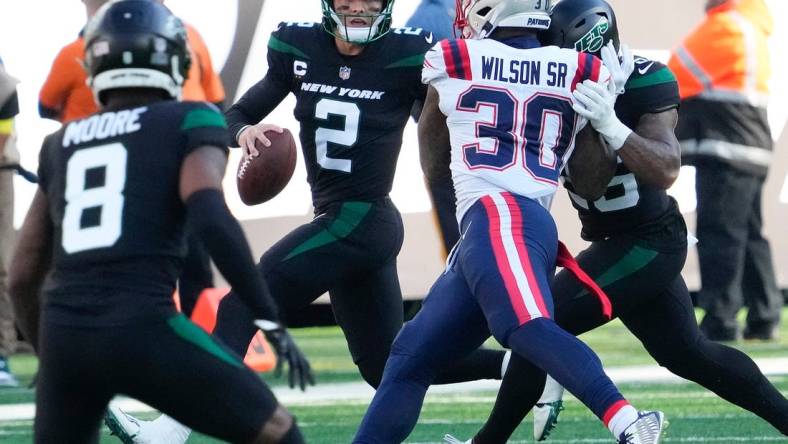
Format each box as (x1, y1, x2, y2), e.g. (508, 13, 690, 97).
(35, 312, 278, 444)
(214, 198, 503, 388)
(477, 217, 788, 442)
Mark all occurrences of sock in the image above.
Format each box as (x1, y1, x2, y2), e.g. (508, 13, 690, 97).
(537, 374, 563, 404)
(474, 352, 545, 444)
(604, 402, 638, 438)
(500, 350, 511, 378)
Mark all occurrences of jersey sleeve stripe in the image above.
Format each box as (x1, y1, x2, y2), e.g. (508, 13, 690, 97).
(440, 40, 460, 79)
(571, 53, 600, 91)
(570, 52, 587, 91)
(589, 54, 602, 82)
(456, 39, 473, 81)
(441, 40, 472, 80)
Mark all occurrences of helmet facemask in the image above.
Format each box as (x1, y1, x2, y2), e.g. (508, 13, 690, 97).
(321, 0, 395, 44)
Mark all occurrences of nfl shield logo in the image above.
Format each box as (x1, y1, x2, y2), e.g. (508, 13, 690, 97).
(339, 66, 351, 80)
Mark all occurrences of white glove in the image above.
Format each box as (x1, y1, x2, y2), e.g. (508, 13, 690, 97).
(572, 79, 632, 150)
(600, 41, 634, 95)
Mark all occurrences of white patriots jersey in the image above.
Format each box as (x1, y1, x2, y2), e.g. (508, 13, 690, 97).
(422, 38, 610, 222)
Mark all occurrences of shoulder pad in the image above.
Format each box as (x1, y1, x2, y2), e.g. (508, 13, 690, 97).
(390, 26, 435, 48)
(271, 22, 320, 40)
(632, 56, 667, 77)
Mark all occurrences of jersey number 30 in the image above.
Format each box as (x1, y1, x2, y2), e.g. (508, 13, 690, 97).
(62, 143, 127, 253)
(459, 86, 576, 183)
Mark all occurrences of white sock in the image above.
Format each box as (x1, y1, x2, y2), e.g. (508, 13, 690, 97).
(537, 375, 564, 404)
(141, 415, 192, 444)
(606, 404, 639, 438)
(501, 350, 512, 378)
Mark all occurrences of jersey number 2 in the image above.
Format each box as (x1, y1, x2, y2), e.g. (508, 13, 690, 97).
(62, 143, 127, 253)
(314, 98, 360, 173)
(458, 86, 575, 184)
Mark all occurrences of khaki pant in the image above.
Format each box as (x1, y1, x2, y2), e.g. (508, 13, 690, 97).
(0, 167, 15, 356)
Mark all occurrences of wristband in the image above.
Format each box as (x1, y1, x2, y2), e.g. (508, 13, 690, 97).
(594, 116, 632, 151)
(235, 125, 252, 145)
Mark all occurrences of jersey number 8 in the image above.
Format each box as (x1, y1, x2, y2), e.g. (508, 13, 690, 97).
(62, 143, 127, 254)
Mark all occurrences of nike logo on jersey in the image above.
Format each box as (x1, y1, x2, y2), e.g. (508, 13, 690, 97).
(425, 32, 434, 44)
(637, 62, 655, 75)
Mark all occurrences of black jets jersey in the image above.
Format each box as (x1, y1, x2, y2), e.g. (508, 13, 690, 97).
(563, 57, 680, 241)
(232, 23, 432, 212)
(37, 101, 230, 325)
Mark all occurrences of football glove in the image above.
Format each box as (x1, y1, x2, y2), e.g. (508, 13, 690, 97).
(572, 79, 632, 151)
(600, 41, 634, 96)
(255, 320, 315, 391)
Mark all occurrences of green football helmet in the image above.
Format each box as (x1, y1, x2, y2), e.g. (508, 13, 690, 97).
(321, 0, 395, 44)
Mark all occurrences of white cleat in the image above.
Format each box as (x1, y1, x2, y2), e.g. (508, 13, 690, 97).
(533, 400, 564, 441)
(104, 403, 146, 444)
(443, 434, 472, 444)
(533, 375, 565, 441)
(618, 411, 668, 444)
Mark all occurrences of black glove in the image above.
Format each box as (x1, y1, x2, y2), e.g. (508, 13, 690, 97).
(255, 320, 315, 391)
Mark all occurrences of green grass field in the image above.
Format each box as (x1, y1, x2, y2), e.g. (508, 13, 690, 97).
(1, 310, 787, 443)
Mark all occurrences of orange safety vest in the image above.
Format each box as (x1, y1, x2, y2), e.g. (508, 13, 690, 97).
(39, 24, 225, 123)
(668, 0, 772, 106)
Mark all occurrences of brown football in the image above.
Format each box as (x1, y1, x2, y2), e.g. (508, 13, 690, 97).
(236, 128, 297, 205)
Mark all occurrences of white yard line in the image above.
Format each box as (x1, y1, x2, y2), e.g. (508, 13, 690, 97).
(0, 358, 786, 421)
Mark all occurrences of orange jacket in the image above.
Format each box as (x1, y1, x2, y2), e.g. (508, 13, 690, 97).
(667, 0, 772, 106)
(39, 24, 225, 123)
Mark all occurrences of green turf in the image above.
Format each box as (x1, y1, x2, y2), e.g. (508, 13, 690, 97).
(1, 309, 787, 442)
(0, 379, 785, 443)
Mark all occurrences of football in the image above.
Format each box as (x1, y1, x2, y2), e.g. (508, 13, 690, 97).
(236, 128, 298, 205)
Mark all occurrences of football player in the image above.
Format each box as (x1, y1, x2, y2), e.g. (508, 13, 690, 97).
(9, 1, 309, 443)
(107, 0, 510, 442)
(447, 1, 788, 443)
(352, 0, 667, 443)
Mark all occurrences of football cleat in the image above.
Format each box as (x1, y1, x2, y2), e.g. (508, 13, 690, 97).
(533, 400, 564, 441)
(104, 404, 144, 444)
(618, 411, 668, 444)
(443, 434, 472, 444)
(0, 356, 19, 388)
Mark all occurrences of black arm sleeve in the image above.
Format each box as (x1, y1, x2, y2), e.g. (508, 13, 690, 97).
(224, 74, 290, 146)
(185, 189, 281, 322)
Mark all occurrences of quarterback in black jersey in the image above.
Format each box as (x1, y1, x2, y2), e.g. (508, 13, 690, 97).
(457, 1, 788, 443)
(8, 2, 309, 443)
(209, 0, 506, 392)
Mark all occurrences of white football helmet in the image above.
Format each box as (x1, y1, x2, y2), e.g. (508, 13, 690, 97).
(455, 0, 552, 39)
